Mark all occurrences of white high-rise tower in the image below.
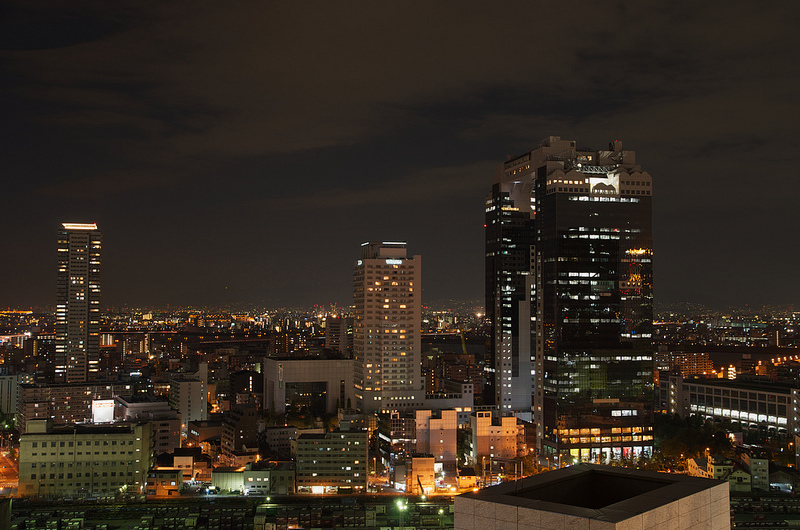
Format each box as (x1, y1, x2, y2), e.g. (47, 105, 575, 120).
(353, 242, 423, 414)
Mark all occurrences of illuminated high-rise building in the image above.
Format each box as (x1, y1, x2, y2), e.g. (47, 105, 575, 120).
(55, 223, 102, 383)
(486, 136, 654, 463)
(353, 242, 423, 414)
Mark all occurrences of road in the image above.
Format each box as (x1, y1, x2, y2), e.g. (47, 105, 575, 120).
(0, 452, 18, 488)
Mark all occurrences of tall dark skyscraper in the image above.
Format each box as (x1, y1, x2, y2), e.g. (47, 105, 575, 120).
(55, 223, 102, 383)
(486, 136, 654, 464)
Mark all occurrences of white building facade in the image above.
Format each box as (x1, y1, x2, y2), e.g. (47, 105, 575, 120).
(353, 242, 423, 414)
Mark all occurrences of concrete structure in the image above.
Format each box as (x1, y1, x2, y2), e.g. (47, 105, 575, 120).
(353, 241, 423, 413)
(688, 456, 752, 493)
(211, 461, 295, 495)
(16, 381, 133, 433)
(56, 223, 102, 383)
(293, 426, 368, 494)
(220, 405, 260, 466)
(422, 381, 475, 412)
(115, 395, 181, 454)
(18, 419, 153, 499)
(662, 372, 794, 436)
(415, 409, 458, 464)
(407, 454, 435, 495)
(469, 411, 517, 463)
(154, 447, 213, 483)
(324, 316, 353, 355)
(0, 373, 32, 415)
(145, 469, 182, 497)
(742, 450, 770, 491)
(263, 426, 324, 459)
(455, 464, 729, 530)
(263, 357, 354, 416)
(186, 418, 223, 455)
(393, 454, 436, 495)
(169, 363, 208, 431)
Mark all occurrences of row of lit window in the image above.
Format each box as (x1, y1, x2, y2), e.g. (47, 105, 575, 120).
(563, 435, 653, 444)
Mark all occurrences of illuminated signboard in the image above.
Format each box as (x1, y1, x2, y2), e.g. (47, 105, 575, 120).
(92, 399, 115, 424)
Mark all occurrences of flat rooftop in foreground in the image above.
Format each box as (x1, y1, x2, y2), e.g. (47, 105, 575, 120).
(456, 463, 728, 527)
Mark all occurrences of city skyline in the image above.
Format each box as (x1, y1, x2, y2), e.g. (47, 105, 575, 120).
(2, 2, 799, 309)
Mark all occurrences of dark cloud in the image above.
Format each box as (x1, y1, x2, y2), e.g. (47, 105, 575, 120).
(1, 0, 799, 308)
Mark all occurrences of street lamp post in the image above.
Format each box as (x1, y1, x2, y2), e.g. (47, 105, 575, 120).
(396, 499, 408, 529)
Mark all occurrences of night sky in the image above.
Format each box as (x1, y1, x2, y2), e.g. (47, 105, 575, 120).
(2, 2, 799, 309)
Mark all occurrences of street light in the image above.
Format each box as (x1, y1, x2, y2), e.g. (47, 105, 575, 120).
(396, 499, 408, 529)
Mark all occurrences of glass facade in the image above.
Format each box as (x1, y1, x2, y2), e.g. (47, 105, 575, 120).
(486, 137, 654, 464)
(484, 179, 535, 411)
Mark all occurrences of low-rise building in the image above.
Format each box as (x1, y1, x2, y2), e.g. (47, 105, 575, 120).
(187, 417, 223, 457)
(415, 409, 457, 465)
(18, 419, 153, 499)
(469, 411, 517, 463)
(116, 395, 181, 454)
(294, 426, 368, 494)
(742, 450, 770, 491)
(212, 461, 295, 496)
(688, 455, 752, 493)
(661, 373, 795, 436)
(145, 469, 182, 497)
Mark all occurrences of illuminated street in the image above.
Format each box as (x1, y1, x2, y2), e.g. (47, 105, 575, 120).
(0, 452, 18, 489)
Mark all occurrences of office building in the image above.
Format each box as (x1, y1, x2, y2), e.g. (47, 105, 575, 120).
(485, 162, 535, 411)
(487, 137, 654, 462)
(220, 405, 260, 466)
(660, 372, 794, 436)
(325, 316, 353, 355)
(293, 426, 368, 494)
(263, 357, 354, 416)
(455, 464, 729, 530)
(55, 223, 102, 383)
(741, 450, 770, 491)
(18, 419, 153, 499)
(353, 242, 422, 413)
